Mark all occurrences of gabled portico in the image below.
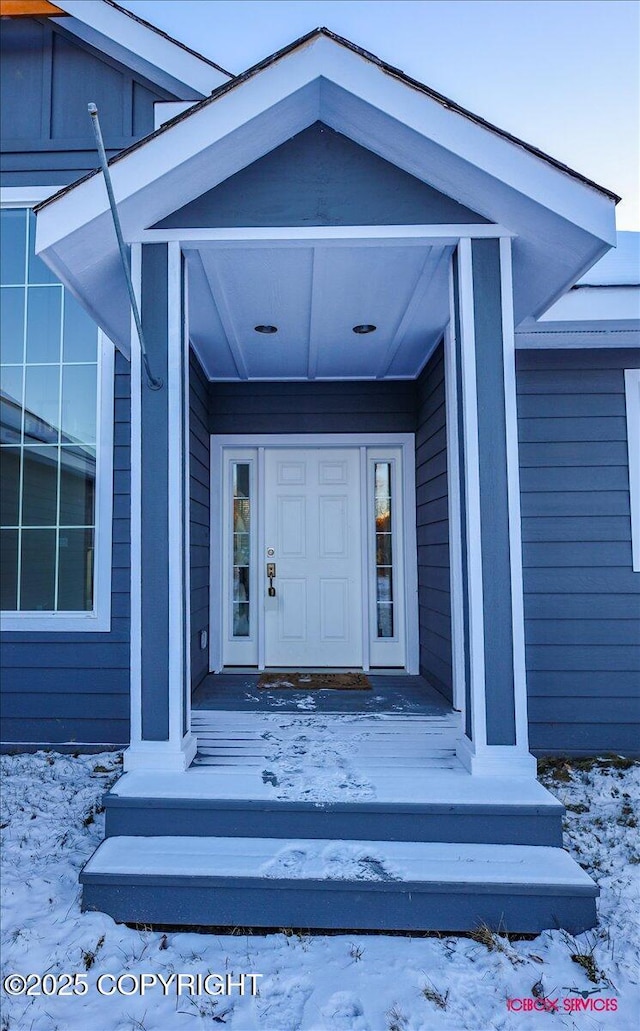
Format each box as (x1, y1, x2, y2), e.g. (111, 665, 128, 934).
(34, 28, 617, 930)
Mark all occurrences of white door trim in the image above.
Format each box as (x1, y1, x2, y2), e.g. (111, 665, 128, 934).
(209, 433, 418, 674)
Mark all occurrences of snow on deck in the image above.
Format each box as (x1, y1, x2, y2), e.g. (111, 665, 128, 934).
(83, 836, 595, 888)
(107, 709, 564, 806)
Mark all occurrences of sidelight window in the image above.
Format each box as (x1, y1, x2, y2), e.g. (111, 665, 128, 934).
(231, 462, 251, 637)
(374, 461, 394, 637)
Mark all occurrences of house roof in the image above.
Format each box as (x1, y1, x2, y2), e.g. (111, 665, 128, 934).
(37, 26, 620, 211)
(103, 0, 231, 77)
(48, 0, 231, 98)
(577, 231, 639, 286)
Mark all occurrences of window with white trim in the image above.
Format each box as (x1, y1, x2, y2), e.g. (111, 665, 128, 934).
(625, 368, 640, 573)
(0, 205, 113, 628)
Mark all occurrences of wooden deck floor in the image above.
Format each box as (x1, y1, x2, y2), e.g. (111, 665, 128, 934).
(191, 672, 453, 716)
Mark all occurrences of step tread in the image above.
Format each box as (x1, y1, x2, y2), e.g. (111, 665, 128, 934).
(83, 836, 596, 893)
(109, 769, 563, 809)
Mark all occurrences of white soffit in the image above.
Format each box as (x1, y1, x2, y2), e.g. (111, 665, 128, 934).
(52, 0, 231, 99)
(187, 242, 451, 380)
(35, 31, 618, 355)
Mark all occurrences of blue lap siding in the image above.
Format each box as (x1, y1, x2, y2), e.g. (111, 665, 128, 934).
(0, 354, 131, 747)
(207, 381, 417, 435)
(189, 349, 211, 689)
(517, 348, 640, 756)
(415, 342, 453, 703)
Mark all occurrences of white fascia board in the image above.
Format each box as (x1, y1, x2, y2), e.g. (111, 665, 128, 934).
(537, 286, 640, 323)
(0, 186, 60, 207)
(53, 1, 230, 98)
(154, 101, 196, 130)
(305, 38, 616, 244)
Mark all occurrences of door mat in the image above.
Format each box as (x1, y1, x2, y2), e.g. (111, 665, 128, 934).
(257, 672, 372, 691)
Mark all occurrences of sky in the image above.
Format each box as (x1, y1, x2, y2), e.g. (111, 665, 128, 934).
(120, 0, 640, 229)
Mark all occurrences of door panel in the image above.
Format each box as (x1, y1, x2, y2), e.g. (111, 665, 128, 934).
(264, 448, 362, 667)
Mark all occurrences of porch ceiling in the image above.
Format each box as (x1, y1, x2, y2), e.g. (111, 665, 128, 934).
(187, 240, 451, 380)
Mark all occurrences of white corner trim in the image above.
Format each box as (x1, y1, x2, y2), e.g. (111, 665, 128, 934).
(500, 237, 530, 751)
(128, 243, 142, 746)
(444, 313, 465, 717)
(625, 368, 640, 572)
(167, 241, 188, 747)
(123, 734, 197, 773)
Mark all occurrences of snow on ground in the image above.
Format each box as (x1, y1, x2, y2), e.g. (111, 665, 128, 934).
(1, 752, 638, 1031)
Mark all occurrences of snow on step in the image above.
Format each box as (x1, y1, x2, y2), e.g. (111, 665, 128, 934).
(84, 836, 596, 891)
(190, 710, 460, 794)
(110, 766, 563, 808)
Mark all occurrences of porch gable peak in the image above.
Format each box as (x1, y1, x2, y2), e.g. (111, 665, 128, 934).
(152, 121, 490, 231)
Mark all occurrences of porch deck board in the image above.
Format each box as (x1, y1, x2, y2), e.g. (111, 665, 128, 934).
(191, 673, 451, 714)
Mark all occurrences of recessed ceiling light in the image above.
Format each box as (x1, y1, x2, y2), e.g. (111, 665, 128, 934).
(254, 324, 278, 334)
(352, 324, 377, 334)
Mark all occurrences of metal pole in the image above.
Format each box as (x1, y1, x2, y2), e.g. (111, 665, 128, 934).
(88, 103, 162, 390)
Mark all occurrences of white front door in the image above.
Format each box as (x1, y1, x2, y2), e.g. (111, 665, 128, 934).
(215, 436, 415, 672)
(264, 448, 362, 667)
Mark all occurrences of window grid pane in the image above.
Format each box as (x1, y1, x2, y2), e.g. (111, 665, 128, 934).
(0, 208, 98, 612)
(231, 463, 251, 637)
(374, 462, 394, 638)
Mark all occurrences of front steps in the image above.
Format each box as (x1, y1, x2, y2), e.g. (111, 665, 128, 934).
(103, 770, 565, 845)
(81, 836, 598, 933)
(81, 710, 598, 932)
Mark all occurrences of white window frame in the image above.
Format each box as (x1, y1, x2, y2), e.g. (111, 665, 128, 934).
(625, 368, 640, 573)
(0, 189, 114, 632)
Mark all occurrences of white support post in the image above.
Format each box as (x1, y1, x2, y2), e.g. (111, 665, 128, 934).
(444, 312, 465, 717)
(453, 238, 536, 777)
(124, 242, 196, 773)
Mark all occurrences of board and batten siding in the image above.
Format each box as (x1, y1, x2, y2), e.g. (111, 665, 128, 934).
(415, 342, 453, 703)
(517, 348, 640, 756)
(0, 354, 131, 748)
(0, 17, 176, 186)
(189, 348, 210, 689)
